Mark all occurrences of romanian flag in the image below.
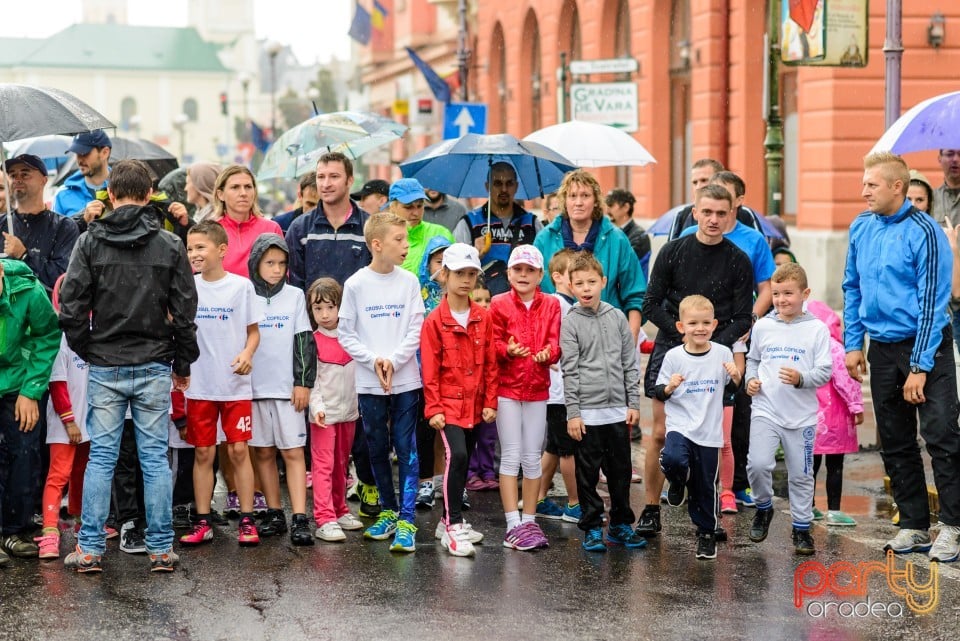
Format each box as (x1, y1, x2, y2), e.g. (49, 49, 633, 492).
(372, 1, 388, 30)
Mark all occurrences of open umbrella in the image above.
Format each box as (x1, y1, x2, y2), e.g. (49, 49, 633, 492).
(648, 204, 785, 239)
(0, 83, 114, 236)
(870, 91, 960, 155)
(523, 120, 656, 168)
(110, 137, 178, 181)
(11, 135, 72, 171)
(257, 111, 407, 180)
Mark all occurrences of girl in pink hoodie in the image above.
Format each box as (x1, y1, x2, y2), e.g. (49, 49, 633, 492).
(807, 300, 864, 527)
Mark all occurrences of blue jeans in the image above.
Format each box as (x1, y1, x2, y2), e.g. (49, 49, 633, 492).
(79, 363, 174, 555)
(358, 390, 420, 523)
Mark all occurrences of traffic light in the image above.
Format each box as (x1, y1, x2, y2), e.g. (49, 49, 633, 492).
(219, 92, 228, 116)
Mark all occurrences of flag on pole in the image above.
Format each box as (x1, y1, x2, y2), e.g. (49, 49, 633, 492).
(405, 47, 451, 104)
(371, 1, 388, 30)
(348, 2, 372, 45)
(250, 120, 272, 153)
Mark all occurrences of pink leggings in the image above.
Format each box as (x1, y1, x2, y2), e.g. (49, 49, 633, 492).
(720, 406, 734, 493)
(42, 442, 90, 529)
(310, 421, 355, 525)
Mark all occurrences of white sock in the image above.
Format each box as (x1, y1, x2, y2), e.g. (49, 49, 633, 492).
(505, 511, 521, 531)
(521, 513, 536, 525)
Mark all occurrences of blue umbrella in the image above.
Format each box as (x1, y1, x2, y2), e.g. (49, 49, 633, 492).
(11, 135, 72, 171)
(399, 133, 578, 201)
(870, 90, 960, 155)
(649, 204, 785, 239)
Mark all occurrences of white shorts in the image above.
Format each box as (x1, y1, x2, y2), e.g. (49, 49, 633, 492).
(250, 399, 307, 449)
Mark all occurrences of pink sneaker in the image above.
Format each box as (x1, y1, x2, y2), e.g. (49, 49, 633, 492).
(482, 477, 499, 491)
(720, 491, 738, 514)
(526, 522, 550, 548)
(238, 516, 260, 546)
(179, 519, 213, 545)
(502, 523, 541, 551)
(35, 530, 60, 559)
(105, 525, 119, 540)
(465, 476, 485, 492)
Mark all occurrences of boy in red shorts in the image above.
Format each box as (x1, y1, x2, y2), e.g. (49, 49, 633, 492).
(180, 221, 263, 546)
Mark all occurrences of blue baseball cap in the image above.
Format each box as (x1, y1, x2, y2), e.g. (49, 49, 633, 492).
(388, 178, 427, 204)
(67, 129, 112, 154)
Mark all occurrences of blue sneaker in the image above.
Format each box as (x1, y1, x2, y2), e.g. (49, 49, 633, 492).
(535, 498, 564, 520)
(606, 523, 648, 549)
(389, 520, 417, 553)
(734, 488, 756, 508)
(363, 510, 398, 540)
(582, 528, 606, 552)
(561, 503, 582, 523)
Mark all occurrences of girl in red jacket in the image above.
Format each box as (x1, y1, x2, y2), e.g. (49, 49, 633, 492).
(489, 245, 561, 551)
(421, 244, 498, 557)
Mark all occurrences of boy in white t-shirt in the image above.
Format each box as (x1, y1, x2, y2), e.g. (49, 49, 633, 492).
(246, 234, 316, 546)
(338, 212, 425, 553)
(180, 221, 263, 547)
(655, 295, 741, 560)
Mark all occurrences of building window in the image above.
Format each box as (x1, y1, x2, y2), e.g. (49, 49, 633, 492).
(183, 98, 198, 122)
(120, 96, 137, 131)
(520, 9, 541, 134)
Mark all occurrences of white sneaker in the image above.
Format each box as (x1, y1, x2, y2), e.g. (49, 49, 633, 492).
(433, 520, 483, 543)
(884, 528, 932, 554)
(337, 513, 364, 531)
(929, 524, 960, 562)
(441, 523, 476, 557)
(315, 521, 346, 542)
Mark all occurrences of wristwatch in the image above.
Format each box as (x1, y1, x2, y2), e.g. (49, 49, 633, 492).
(909, 365, 925, 374)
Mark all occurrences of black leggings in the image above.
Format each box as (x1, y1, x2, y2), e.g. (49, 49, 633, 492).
(813, 454, 845, 511)
(438, 425, 477, 525)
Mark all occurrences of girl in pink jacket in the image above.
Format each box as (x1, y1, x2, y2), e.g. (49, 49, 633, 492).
(807, 301, 864, 527)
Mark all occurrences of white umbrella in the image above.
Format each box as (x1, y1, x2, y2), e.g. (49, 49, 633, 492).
(870, 90, 960, 155)
(523, 120, 656, 168)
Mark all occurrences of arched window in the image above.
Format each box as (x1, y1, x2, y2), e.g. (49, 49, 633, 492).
(489, 23, 507, 133)
(183, 98, 199, 122)
(520, 9, 541, 134)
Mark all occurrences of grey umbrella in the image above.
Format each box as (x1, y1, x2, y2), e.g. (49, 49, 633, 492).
(0, 83, 114, 236)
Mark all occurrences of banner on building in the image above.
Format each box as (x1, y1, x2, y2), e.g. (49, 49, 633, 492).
(781, 0, 868, 67)
(570, 82, 638, 132)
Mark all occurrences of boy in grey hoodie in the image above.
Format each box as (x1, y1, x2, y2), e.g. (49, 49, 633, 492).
(561, 252, 645, 552)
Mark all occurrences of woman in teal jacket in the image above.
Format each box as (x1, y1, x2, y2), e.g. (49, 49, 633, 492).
(533, 170, 646, 337)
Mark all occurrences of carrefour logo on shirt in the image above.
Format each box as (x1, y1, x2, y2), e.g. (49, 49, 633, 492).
(71, 355, 88, 370)
(364, 303, 406, 320)
(682, 378, 719, 395)
(764, 345, 806, 362)
(259, 314, 290, 330)
(196, 305, 234, 321)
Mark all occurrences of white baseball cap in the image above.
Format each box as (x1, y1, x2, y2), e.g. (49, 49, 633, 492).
(441, 243, 482, 271)
(507, 245, 544, 270)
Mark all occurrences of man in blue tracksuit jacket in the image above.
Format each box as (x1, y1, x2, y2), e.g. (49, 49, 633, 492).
(843, 151, 960, 562)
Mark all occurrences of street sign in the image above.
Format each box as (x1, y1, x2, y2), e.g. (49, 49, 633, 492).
(443, 102, 487, 139)
(569, 58, 638, 75)
(570, 82, 638, 132)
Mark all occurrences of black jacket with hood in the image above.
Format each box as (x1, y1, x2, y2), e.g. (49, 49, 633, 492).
(247, 234, 317, 391)
(59, 203, 199, 377)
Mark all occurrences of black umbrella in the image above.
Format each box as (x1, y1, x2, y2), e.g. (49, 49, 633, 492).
(110, 137, 178, 182)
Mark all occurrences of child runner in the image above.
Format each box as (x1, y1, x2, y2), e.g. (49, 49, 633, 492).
(490, 244, 559, 551)
(420, 243, 498, 557)
(655, 295, 741, 559)
(308, 277, 365, 542)
(807, 300, 863, 527)
(466, 281, 499, 491)
(746, 262, 832, 555)
(246, 234, 316, 545)
(562, 253, 646, 552)
(181, 220, 262, 547)
(339, 212, 425, 553)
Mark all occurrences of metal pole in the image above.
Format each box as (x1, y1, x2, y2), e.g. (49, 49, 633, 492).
(883, 0, 903, 129)
(556, 51, 568, 123)
(270, 51, 279, 137)
(764, 0, 784, 218)
(457, 0, 469, 102)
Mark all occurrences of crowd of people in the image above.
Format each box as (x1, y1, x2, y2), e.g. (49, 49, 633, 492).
(1, 128, 959, 573)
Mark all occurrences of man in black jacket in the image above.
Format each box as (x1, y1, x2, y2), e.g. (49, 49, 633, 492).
(60, 160, 198, 573)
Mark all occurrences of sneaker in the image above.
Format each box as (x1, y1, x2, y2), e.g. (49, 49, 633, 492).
(104, 525, 119, 540)
(149, 550, 179, 572)
(346, 480, 360, 501)
(666, 479, 686, 507)
(364, 510, 398, 540)
(358, 483, 382, 518)
(582, 528, 607, 552)
(749, 508, 774, 542)
(631, 468, 643, 483)
(607, 523, 648, 549)
(465, 476, 486, 492)
(812, 506, 824, 521)
(0, 548, 11, 568)
(172, 504, 192, 529)
(503, 523, 541, 551)
(237, 516, 260, 546)
(441, 523, 476, 557)
(179, 519, 213, 545)
(634, 506, 662, 538)
(35, 529, 60, 560)
(720, 491, 738, 514)
(696, 531, 717, 560)
(526, 522, 550, 548)
(462, 489, 471, 511)
(416, 481, 435, 510)
(253, 492, 268, 514)
(535, 498, 565, 520)
(929, 525, 960, 562)
(120, 521, 147, 554)
(1, 533, 38, 558)
(659, 489, 669, 504)
(482, 477, 500, 491)
(258, 509, 288, 537)
(793, 528, 816, 555)
(714, 526, 728, 542)
(290, 514, 314, 546)
(337, 513, 364, 531)
(224, 491, 240, 518)
(435, 520, 484, 543)
(390, 520, 417, 553)
(64, 545, 102, 573)
(884, 528, 932, 554)
(562, 503, 582, 523)
(208, 510, 229, 526)
(734, 488, 756, 507)
(825, 511, 856, 527)
(315, 521, 346, 542)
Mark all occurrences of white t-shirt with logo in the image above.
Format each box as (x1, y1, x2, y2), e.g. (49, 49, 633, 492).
(338, 266, 425, 395)
(186, 273, 263, 401)
(251, 284, 312, 399)
(656, 342, 734, 447)
(46, 335, 90, 444)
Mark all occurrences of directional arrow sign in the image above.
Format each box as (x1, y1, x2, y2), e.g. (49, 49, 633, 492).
(443, 102, 487, 139)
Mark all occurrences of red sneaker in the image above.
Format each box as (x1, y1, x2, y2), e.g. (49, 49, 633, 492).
(238, 516, 260, 546)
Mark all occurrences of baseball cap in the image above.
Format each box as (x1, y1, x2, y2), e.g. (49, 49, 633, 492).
(442, 243, 482, 271)
(350, 179, 390, 201)
(67, 129, 112, 155)
(4, 153, 47, 175)
(388, 178, 427, 204)
(507, 245, 544, 270)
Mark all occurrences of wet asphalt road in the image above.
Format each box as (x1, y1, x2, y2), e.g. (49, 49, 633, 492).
(1, 449, 958, 641)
